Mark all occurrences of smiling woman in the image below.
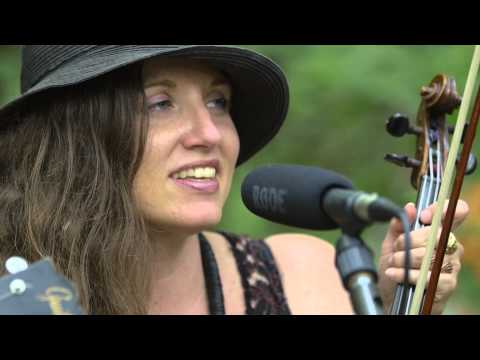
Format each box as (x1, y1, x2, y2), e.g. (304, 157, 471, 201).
(0, 46, 469, 315)
(136, 58, 240, 234)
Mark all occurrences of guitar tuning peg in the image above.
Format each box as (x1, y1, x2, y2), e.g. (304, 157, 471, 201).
(386, 114, 422, 137)
(4, 257, 29, 297)
(5, 257, 29, 275)
(385, 153, 421, 169)
(9, 279, 27, 295)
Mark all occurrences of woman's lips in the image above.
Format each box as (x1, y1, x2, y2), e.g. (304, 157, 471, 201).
(172, 178, 219, 193)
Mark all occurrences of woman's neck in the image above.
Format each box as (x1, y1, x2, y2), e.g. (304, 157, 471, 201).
(146, 229, 209, 315)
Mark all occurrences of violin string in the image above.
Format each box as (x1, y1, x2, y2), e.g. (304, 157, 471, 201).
(434, 142, 442, 202)
(403, 131, 437, 314)
(404, 179, 430, 313)
(404, 133, 448, 313)
(426, 137, 435, 214)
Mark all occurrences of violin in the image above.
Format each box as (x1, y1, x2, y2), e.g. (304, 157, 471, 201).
(385, 47, 480, 315)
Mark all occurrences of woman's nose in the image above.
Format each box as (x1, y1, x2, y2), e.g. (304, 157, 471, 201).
(182, 105, 222, 149)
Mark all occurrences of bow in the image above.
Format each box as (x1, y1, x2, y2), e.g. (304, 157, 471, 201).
(385, 45, 480, 315)
(412, 46, 480, 315)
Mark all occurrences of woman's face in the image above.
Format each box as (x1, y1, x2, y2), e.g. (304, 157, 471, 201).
(134, 58, 240, 234)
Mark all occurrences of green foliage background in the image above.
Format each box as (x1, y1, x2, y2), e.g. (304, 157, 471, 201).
(1, 45, 478, 313)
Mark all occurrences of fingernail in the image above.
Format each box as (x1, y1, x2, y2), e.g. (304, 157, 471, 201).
(420, 210, 431, 224)
(385, 268, 395, 277)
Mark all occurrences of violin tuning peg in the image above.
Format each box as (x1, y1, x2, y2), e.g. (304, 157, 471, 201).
(386, 114, 422, 137)
(385, 153, 421, 169)
(464, 153, 477, 175)
(448, 123, 468, 143)
(386, 114, 409, 137)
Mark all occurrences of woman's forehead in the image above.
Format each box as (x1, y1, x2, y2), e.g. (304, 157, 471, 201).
(142, 57, 229, 86)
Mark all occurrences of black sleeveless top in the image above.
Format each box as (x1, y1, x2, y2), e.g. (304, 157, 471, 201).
(201, 232, 291, 315)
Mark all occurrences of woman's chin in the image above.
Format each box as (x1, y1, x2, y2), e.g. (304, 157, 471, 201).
(182, 213, 222, 232)
(145, 210, 223, 234)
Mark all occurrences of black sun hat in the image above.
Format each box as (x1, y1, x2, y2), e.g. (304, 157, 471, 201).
(0, 45, 290, 166)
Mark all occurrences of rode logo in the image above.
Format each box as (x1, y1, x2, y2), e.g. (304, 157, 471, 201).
(252, 186, 287, 215)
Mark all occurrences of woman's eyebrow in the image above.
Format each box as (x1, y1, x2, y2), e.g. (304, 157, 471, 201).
(144, 78, 229, 89)
(144, 79, 177, 89)
(211, 78, 230, 87)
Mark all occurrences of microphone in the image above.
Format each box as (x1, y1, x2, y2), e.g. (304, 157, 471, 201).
(241, 164, 402, 231)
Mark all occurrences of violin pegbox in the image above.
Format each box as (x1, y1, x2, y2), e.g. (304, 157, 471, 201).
(420, 75, 461, 115)
(384, 74, 476, 189)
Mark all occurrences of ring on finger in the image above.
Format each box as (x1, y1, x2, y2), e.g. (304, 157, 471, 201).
(446, 233, 458, 255)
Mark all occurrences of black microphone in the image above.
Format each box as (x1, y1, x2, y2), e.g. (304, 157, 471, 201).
(241, 164, 402, 231)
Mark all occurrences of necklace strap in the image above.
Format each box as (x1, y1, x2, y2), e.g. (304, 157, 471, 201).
(199, 233, 225, 315)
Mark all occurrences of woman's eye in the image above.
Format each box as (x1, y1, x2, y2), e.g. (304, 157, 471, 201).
(207, 97, 230, 111)
(148, 99, 173, 113)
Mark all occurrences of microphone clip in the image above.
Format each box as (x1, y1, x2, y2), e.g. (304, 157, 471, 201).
(335, 232, 385, 315)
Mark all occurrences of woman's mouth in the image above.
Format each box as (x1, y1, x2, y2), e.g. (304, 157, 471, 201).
(172, 178, 219, 193)
(170, 166, 219, 193)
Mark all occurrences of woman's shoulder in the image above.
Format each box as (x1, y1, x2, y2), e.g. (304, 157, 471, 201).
(265, 233, 336, 260)
(265, 233, 354, 315)
(205, 231, 353, 314)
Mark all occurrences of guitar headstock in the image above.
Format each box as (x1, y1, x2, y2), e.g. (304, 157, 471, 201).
(0, 258, 85, 315)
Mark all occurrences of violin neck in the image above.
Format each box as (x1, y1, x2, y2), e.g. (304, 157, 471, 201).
(390, 175, 440, 315)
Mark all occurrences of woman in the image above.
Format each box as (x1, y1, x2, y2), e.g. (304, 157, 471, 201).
(0, 46, 467, 315)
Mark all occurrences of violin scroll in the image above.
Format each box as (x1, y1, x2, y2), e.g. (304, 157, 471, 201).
(384, 74, 472, 190)
(420, 75, 461, 115)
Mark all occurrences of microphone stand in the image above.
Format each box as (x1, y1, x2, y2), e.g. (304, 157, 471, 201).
(334, 220, 384, 315)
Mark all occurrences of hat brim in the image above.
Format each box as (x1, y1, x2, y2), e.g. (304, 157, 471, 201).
(0, 45, 289, 166)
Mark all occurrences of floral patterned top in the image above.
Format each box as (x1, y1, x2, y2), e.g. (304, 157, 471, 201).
(219, 232, 291, 315)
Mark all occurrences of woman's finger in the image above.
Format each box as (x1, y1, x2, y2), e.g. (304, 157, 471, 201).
(388, 248, 462, 272)
(382, 203, 417, 254)
(384, 268, 458, 292)
(394, 227, 465, 253)
(419, 199, 470, 229)
(394, 226, 435, 252)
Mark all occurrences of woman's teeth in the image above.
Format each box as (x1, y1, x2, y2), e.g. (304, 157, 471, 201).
(173, 167, 217, 180)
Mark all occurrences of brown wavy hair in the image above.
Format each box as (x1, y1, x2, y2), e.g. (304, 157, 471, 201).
(0, 64, 153, 314)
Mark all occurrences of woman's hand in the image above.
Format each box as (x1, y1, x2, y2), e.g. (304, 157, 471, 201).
(378, 200, 468, 314)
